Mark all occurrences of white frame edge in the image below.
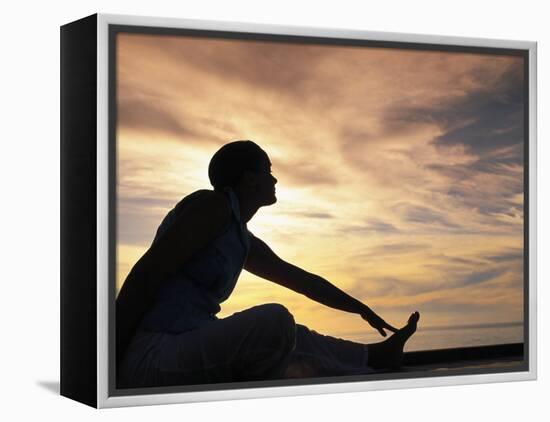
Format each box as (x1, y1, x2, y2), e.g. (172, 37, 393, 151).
(97, 13, 110, 409)
(96, 13, 537, 408)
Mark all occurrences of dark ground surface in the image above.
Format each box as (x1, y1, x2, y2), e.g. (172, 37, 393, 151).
(401, 356, 524, 372)
(399, 343, 524, 372)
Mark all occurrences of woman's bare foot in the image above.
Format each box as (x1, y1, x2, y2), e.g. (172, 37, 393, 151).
(367, 311, 420, 370)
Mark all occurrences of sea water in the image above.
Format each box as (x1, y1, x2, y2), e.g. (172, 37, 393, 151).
(346, 322, 524, 352)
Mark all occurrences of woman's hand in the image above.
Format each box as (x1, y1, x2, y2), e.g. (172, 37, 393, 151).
(361, 309, 398, 337)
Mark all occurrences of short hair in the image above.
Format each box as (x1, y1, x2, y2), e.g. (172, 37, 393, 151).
(208, 140, 269, 190)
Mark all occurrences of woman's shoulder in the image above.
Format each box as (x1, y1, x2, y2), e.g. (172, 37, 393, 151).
(175, 189, 230, 215)
(145, 189, 233, 274)
(154, 190, 232, 244)
(169, 189, 232, 233)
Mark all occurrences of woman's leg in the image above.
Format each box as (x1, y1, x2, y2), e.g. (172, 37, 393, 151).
(365, 311, 420, 370)
(283, 311, 420, 378)
(120, 305, 420, 387)
(152, 303, 297, 387)
(283, 324, 369, 378)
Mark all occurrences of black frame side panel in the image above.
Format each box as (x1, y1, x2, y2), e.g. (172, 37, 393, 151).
(60, 13, 98, 408)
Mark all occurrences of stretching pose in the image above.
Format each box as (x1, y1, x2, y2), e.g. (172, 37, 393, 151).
(116, 140, 420, 388)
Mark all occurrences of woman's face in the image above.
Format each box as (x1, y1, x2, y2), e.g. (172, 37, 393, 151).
(253, 157, 278, 206)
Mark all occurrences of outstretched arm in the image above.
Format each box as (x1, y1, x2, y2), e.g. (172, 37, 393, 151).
(244, 234, 397, 337)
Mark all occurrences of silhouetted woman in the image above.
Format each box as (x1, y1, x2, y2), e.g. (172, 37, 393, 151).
(116, 140, 420, 388)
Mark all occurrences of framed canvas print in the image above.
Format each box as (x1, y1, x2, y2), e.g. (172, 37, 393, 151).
(60, 13, 537, 408)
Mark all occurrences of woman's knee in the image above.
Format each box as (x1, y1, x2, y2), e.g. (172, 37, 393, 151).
(253, 303, 296, 346)
(229, 304, 297, 380)
(256, 303, 295, 325)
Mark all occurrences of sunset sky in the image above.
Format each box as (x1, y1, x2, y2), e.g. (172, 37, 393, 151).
(115, 31, 524, 345)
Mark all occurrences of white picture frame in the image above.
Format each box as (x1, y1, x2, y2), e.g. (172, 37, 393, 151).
(60, 13, 537, 408)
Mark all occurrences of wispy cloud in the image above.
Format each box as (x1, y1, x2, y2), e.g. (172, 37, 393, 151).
(393, 202, 463, 230)
(271, 156, 340, 186)
(339, 218, 400, 235)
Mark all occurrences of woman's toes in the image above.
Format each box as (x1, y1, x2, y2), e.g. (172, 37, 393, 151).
(408, 311, 420, 325)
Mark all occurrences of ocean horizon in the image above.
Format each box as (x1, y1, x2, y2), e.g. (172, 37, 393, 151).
(344, 321, 524, 352)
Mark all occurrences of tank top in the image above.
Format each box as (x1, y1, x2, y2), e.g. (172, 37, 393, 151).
(139, 187, 251, 333)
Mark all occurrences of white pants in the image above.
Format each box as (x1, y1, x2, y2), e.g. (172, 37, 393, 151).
(118, 303, 371, 388)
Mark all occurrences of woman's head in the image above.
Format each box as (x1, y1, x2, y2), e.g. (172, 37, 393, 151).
(208, 140, 277, 205)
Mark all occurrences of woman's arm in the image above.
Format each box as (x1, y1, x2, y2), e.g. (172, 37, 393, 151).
(244, 234, 397, 337)
(116, 190, 231, 367)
